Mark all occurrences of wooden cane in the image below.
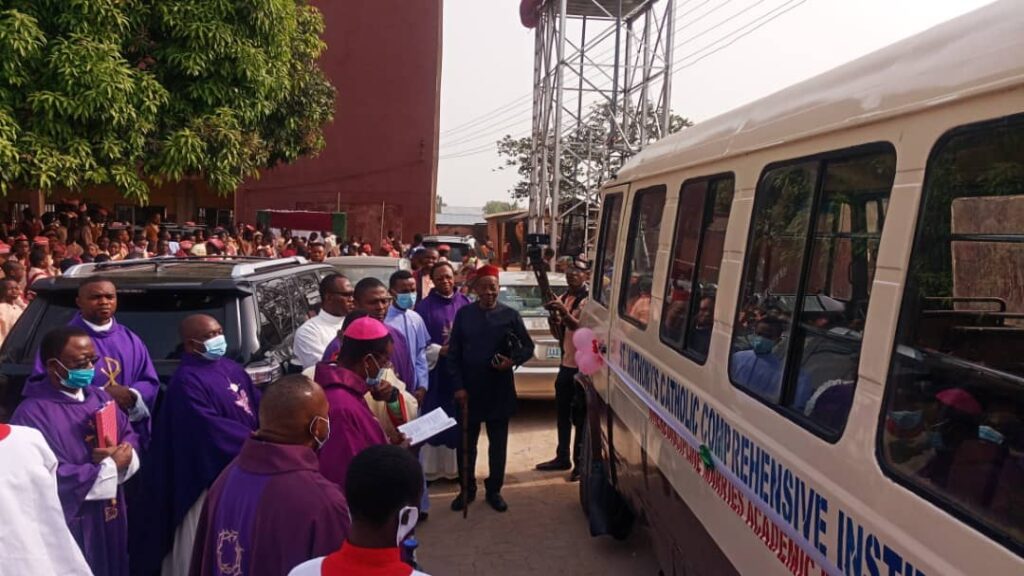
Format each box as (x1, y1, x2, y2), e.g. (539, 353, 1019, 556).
(461, 397, 469, 519)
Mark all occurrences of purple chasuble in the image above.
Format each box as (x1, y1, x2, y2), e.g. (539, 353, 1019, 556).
(320, 323, 415, 387)
(415, 290, 471, 448)
(189, 438, 350, 576)
(134, 354, 260, 575)
(11, 381, 140, 576)
(25, 314, 159, 448)
(312, 363, 389, 493)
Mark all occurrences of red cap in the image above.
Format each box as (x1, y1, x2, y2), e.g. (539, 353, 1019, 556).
(439, 244, 451, 251)
(0, 243, 10, 255)
(209, 238, 225, 250)
(33, 236, 49, 246)
(477, 265, 501, 279)
(936, 388, 982, 417)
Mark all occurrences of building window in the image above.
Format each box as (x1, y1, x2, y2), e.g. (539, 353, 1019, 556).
(619, 186, 667, 328)
(881, 114, 1024, 553)
(661, 175, 734, 362)
(593, 194, 624, 307)
(730, 144, 896, 439)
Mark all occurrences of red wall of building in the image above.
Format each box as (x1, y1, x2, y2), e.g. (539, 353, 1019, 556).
(235, 0, 443, 244)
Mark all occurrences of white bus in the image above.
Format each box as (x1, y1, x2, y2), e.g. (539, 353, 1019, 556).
(577, 2, 1024, 575)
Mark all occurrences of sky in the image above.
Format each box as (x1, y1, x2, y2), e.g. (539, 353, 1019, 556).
(436, 0, 997, 208)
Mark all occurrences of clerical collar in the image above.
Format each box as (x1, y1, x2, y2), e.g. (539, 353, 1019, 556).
(82, 318, 114, 333)
(59, 388, 86, 402)
(318, 309, 344, 321)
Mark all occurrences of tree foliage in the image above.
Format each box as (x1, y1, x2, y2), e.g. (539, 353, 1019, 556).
(496, 102, 690, 201)
(0, 0, 335, 201)
(483, 200, 519, 215)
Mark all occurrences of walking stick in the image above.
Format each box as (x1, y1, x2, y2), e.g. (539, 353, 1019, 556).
(461, 398, 469, 519)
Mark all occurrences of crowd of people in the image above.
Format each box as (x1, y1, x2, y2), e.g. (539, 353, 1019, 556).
(0, 245, 553, 575)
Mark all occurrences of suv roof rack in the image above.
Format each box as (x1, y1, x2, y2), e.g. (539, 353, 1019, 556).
(61, 256, 311, 279)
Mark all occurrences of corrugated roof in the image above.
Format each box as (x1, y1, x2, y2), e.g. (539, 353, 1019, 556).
(436, 212, 486, 226)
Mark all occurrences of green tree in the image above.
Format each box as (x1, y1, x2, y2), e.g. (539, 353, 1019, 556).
(0, 0, 335, 201)
(483, 200, 519, 215)
(496, 102, 690, 201)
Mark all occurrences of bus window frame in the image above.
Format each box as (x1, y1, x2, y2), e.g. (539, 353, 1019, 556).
(592, 192, 624, 308)
(729, 141, 897, 443)
(659, 172, 735, 365)
(618, 184, 668, 330)
(876, 112, 1024, 558)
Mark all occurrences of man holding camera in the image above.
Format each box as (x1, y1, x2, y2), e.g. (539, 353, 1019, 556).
(448, 265, 534, 513)
(535, 258, 590, 481)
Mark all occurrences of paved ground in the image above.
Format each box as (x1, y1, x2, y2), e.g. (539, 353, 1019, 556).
(416, 400, 662, 576)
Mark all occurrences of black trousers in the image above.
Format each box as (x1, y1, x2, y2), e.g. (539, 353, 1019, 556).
(457, 418, 510, 495)
(555, 365, 586, 469)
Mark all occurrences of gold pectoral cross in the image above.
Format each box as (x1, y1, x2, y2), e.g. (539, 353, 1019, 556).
(100, 357, 122, 387)
(104, 499, 118, 522)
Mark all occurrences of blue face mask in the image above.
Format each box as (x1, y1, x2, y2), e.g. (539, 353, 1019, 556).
(55, 360, 95, 389)
(198, 334, 227, 360)
(978, 425, 1005, 446)
(395, 292, 417, 310)
(749, 335, 775, 355)
(364, 355, 387, 387)
(890, 409, 923, 431)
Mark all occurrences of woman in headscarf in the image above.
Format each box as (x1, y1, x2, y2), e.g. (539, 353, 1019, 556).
(414, 261, 472, 480)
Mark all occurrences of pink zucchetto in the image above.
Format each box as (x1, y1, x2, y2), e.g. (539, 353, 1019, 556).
(343, 317, 389, 341)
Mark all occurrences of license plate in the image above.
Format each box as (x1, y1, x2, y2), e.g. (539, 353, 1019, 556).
(546, 347, 561, 359)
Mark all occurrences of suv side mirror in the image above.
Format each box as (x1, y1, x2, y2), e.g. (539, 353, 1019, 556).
(245, 359, 283, 388)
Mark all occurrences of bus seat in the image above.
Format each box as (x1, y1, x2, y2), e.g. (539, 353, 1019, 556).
(945, 439, 1007, 508)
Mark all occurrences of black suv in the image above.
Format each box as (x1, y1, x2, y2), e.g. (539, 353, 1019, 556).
(0, 257, 334, 420)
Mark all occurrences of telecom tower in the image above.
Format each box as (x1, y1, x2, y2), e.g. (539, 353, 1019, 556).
(525, 0, 674, 258)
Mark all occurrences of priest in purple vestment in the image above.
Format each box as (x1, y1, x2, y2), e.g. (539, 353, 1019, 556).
(321, 277, 414, 386)
(12, 326, 141, 576)
(190, 374, 349, 576)
(26, 277, 159, 449)
(313, 316, 393, 493)
(415, 262, 471, 453)
(135, 314, 260, 576)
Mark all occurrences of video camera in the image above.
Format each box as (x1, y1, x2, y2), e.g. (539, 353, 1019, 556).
(525, 233, 550, 269)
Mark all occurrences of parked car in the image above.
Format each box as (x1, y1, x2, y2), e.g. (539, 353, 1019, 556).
(497, 270, 566, 399)
(421, 235, 476, 269)
(0, 256, 335, 421)
(326, 255, 412, 285)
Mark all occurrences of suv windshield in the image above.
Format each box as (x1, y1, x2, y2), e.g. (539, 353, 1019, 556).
(22, 291, 232, 363)
(499, 285, 564, 317)
(423, 241, 471, 262)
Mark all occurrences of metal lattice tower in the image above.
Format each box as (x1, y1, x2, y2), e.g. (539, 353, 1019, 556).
(528, 0, 674, 258)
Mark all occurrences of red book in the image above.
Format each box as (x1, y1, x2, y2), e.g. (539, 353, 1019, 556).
(95, 401, 118, 449)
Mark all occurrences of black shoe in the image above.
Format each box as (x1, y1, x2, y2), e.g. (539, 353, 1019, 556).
(568, 469, 581, 482)
(535, 457, 572, 471)
(450, 492, 475, 511)
(485, 492, 508, 512)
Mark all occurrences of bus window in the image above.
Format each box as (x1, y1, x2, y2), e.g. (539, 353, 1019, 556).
(730, 144, 896, 438)
(661, 175, 734, 362)
(882, 114, 1024, 552)
(594, 194, 623, 307)
(619, 186, 667, 328)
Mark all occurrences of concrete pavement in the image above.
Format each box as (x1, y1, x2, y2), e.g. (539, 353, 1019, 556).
(416, 400, 661, 576)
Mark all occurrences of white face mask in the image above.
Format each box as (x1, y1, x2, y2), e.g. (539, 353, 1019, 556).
(396, 505, 418, 545)
(309, 416, 330, 450)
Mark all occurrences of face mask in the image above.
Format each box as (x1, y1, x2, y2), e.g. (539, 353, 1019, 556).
(396, 505, 419, 545)
(749, 335, 775, 355)
(364, 355, 387, 387)
(198, 334, 227, 360)
(55, 360, 94, 389)
(396, 292, 416, 310)
(309, 416, 330, 450)
(889, 410, 923, 431)
(978, 425, 1005, 446)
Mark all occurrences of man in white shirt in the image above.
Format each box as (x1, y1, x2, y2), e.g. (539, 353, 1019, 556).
(11, 326, 142, 576)
(0, 421, 94, 575)
(293, 274, 355, 369)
